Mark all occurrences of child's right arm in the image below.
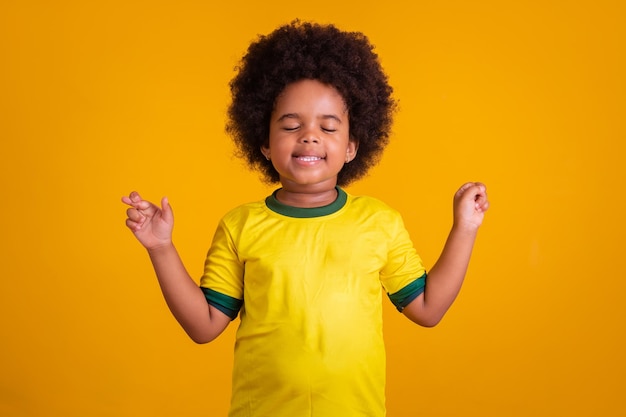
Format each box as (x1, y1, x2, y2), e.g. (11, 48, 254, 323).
(122, 191, 231, 344)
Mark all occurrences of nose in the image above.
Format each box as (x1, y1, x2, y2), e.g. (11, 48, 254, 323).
(299, 126, 320, 144)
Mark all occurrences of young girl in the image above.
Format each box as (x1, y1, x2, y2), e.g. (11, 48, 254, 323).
(123, 20, 489, 417)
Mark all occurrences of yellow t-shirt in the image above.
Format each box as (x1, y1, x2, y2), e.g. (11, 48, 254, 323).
(200, 188, 426, 417)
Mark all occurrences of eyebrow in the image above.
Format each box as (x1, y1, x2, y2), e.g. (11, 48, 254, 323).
(276, 113, 343, 123)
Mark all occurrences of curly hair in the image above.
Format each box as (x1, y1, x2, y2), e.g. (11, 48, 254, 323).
(226, 20, 396, 186)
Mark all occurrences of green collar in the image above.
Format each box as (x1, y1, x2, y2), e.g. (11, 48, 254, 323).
(265, 187, 347, 218)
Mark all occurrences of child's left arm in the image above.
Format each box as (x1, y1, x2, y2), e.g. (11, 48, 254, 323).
(403, 182, 489, 327)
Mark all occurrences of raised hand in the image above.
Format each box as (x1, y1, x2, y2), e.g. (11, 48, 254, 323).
(122, 191, 174, 250)
(453, 182, 489, 231)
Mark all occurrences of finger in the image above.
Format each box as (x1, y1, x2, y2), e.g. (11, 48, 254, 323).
(160, 197, 174, 224)
(125, 218, 143, 232)
(473, 186, 489, 212)
(456, 182, 480, 203)
(456, 182, 476, 197)
(126, 207, 146, 223)
(135, 200, 156, 214)
(122, 191, 147, 207)
(126, 193, 158, 214)
(123, 198, 153, 218)
(458, 182, 484, 199)
(476, 199, 490, 212)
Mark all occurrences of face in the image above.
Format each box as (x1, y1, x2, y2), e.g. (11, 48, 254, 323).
(262, 79, 358, 193)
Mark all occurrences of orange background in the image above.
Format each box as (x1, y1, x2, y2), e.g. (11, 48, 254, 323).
(1, 1, 625, 416)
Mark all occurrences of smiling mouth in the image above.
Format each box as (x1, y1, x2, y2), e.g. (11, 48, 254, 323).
(296, 155, 323, 162)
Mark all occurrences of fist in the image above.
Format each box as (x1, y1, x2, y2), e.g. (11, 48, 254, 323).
(453, 182, 489, 230)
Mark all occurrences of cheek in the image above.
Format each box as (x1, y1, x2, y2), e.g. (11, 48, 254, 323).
(268, 140, 294, 161)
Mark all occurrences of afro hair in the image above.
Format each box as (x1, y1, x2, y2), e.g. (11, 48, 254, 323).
(226, 20, 397, 186)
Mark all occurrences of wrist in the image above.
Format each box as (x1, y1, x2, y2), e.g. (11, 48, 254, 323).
(451, 221, 480, 237)
(146, 241, 175, 256)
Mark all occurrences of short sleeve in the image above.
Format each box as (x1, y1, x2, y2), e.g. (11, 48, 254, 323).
(379, 212, 427, 312)
(200, 219, 244, 319)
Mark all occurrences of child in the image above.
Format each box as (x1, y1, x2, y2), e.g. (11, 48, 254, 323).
(122, 20, 489, 417)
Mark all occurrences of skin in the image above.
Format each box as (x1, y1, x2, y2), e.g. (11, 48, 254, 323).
(402, 181, 489, 326)
(261, 79, 358, 208)
(122, 78, 489, 342)
(122, 193, 231, 343)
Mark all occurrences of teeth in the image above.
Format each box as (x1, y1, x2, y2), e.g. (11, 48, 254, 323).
(298, 156, 321, 161)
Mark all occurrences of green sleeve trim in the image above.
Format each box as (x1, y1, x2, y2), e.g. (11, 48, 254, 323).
(201, 287, 243, 320)
(387, 273, 427, 312)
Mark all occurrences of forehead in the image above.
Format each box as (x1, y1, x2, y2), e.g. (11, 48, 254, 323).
(273, 79, 347, 115)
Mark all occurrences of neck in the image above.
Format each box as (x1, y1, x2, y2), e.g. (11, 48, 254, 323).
(275, 187, 339, 208)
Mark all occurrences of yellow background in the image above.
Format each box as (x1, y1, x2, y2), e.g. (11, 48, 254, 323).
(1, 1, 624, 416)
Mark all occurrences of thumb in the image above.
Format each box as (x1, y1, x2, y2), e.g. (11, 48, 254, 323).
(161, 197, 174, 224)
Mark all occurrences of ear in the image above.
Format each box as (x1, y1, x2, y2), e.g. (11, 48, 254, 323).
(260, 144, 271, 161)
(345, 138, 359, 163)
